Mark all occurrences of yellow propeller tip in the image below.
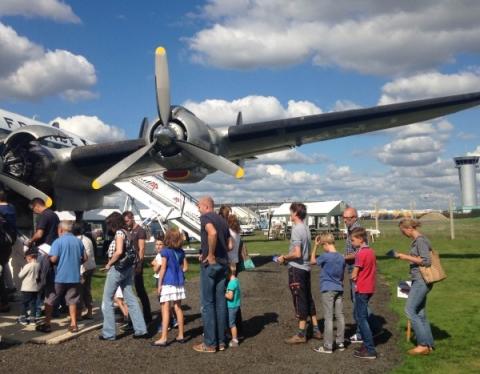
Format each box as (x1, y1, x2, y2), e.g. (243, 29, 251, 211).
(45, 197, 53, 208)
(235, 168, 245, 179)
(156, 47, 166, 55)
(91, 180, 102, 190)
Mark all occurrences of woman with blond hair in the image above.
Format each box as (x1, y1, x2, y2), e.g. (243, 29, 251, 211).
(394, 219, 435, 355)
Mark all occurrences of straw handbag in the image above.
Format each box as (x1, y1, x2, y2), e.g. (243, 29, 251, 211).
(419, 249, 447, 284)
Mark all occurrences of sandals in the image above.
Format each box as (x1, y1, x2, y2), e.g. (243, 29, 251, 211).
(175, 337, 187, 344)
(151, 340, 168, 347)
(68, 325, 79, 333)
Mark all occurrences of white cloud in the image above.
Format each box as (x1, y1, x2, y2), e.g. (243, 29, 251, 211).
(0, 0, 80, 23)
(187, 1, 480, 75)
(0, 22, 43, 76)
(332, 100, 363, 112)
(255, 149, 328, 165)
(51, 115, 126, 143)
(379, 70, 480, 104)
(0, 22, 96, 101)
(376, 120, 454, 167)
(467, 146, 480, 156)
(180, 156, 460, 209)
(183, 95, 321, 128)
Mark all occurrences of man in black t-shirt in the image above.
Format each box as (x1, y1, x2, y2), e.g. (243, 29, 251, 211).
(27, 198, 60, 247)
(123, 211, 151, 324)
(193, 196, 232, 353)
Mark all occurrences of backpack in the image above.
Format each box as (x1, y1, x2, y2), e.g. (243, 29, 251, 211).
(114, 229, 137, 271)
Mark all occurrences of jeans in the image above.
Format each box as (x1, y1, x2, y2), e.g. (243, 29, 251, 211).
(321, 291, 345, 349)
(349, 274, 375, 336)
(354, 293, 376, 354)
(405, 279, 434, 347)
(101, 266, 146, 339)
(200, 263, 227, 347)
(21, 291, 38, 317)
(228, 307, 239, 328)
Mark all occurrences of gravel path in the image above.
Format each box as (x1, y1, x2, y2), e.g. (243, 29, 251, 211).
(0, 258, 403, 373)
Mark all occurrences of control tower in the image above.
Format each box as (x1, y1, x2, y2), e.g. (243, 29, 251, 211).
(454, 156, 479, 211)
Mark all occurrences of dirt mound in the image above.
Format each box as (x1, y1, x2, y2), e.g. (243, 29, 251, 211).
(419, 212, 448, 221)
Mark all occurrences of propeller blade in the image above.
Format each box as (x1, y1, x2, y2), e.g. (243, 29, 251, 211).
(155, 46, 171, 126)
(177, 141, 244, 179)
(0, 173, 52, 207)
(91, 142, 155, 189)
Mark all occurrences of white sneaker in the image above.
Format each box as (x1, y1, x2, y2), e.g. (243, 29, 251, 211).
(229, 339, 239, 348)
(349, 333, 363, 343)
(313, 346, 333, 354)
(336, 342, 346, 351)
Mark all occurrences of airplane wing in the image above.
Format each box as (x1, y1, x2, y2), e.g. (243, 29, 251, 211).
(223, 91, 480, 159)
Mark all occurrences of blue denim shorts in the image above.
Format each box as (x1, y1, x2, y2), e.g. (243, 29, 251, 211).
(228, 307, 239, 328)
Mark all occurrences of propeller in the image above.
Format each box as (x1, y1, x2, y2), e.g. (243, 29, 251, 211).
(155, 47, 171, 127)
(0, 172, 52, 207)
(90, 46, 244, 190)
(176, 140, 244, 179)
(91, 142, 156, 190)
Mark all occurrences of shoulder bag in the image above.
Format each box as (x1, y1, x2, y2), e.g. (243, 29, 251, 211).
(419, 249, 447, 284)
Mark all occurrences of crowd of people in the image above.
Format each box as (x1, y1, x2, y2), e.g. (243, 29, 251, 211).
(0, 192, 436, 359)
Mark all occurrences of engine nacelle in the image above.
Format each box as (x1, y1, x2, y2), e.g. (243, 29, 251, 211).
(147, 106, 217, 175)
(1, 128, 57, 195)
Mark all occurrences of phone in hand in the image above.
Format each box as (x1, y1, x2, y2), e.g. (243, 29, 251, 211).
(386, 249, 397, 258)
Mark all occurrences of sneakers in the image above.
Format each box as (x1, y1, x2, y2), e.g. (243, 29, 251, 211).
(336, 342, 346, 351)
(285, 334, 307, 344)
(193, 342, 216, 353)
(229, 339, 239, 348)
(354, 345, 377, 360)
(312, 330, 322, 340)
(313, 346, 333, 354)
(349, 333, 363, 343)
(17, 316, 29, 326)
(218, 343, 226, 351)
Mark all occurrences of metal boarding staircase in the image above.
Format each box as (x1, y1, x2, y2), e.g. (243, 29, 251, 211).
(114, 175, 201, 241)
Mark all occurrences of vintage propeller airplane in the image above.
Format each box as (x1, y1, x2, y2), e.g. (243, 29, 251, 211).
(1, 46, 480, 227)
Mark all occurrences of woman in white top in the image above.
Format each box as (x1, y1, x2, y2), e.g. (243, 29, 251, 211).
(227, 214, 241, 273)
(73, 223, 96, 319)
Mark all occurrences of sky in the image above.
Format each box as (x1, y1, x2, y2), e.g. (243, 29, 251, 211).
(0, 0, 479, 210)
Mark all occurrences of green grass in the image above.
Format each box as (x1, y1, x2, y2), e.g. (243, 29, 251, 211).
(90, 219, 479, 373)
(240, 219, 480, 374)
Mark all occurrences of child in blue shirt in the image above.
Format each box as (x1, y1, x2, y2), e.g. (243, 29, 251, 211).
(225, 268, 241, 348)
(310, 233, 346, 354)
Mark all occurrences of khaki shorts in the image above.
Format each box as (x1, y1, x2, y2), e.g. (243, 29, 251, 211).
(45, 283, 80, 306)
